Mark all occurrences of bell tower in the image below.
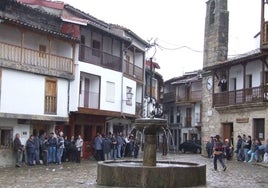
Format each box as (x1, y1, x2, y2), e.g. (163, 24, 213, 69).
(203, 0, 229, 68)
(201, 0, 229, 156)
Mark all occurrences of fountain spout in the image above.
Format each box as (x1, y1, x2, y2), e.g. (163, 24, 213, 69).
(135, 118, 167, 166)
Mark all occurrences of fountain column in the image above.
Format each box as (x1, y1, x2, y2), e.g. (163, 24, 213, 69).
(135, 118, 167, 166)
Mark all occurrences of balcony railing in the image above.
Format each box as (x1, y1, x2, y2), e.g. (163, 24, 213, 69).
(163, 92, 175, 103)
(213, 86, 268, 107)
(45, 95, 57, 114)
(0, 42, 73, 74)
(79, 90, 99, 109)
(79, 45, 121, 72)
(123, 60, 143, 81)
(176, 90, 202, 103)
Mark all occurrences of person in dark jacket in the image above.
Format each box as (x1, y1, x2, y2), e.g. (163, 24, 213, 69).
(48, 132, 57, 164)
(33, 133, 40, 165)
(13, 133, 24, 167)
(41, 136, 49, 166)
(102, 135, 112, 160)
(26, 135, 35, 166)
(213, 135, 227, 171)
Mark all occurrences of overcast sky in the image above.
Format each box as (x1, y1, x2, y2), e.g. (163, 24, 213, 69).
(62, 0, 261, 80)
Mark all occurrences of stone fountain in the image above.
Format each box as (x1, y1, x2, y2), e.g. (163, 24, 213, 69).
(97, 118, 206, 187)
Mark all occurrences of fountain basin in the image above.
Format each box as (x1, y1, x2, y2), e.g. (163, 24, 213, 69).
(97, 160, 206, 187)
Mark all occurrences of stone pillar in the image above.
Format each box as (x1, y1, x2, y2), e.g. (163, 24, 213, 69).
(143, 134, 157, 166)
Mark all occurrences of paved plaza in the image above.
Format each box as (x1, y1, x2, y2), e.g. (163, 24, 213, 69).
(0, 153, 268, 188)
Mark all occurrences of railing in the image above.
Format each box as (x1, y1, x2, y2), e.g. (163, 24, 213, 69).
(176, 90, 202, 103)
(213, 86, 268, 107)
(79, 45, 121, 72)
(45, 96, 57, 114)
(123, 60, 143, 81)
(163, 92, 175, 103)
(79, 90, 99, 109)
(0, 42, 73, 74)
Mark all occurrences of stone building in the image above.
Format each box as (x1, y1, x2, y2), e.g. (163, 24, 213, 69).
(163, 70, 202, 151)
(201, 0, 268, 155)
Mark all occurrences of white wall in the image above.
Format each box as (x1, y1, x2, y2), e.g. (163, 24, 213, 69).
(229, 60, 263, 90)
(122, 77, 136, 114)
(69, 61, 137, 115)
(0, 69, 68, 117)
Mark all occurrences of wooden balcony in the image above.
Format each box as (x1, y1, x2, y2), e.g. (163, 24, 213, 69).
(163, 92, 175, 103)
(213, 86, 268, 107)
(176, 90, 202, 103)
(79, 45, 121, 72)
(123, 60, 143, 82)
(0, 42, 73, 76)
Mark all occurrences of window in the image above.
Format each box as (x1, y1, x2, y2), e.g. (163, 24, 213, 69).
(264, 71, 268, 85)
(0, 128, 13, 149)
(253, 118, 265, 141)
(169, 107, 174, 124)
(106, 81, 115, 102)
(185, 108, 192, 127)
(209, 1, 215, 25)
(245, 74, 252, 88)
(39, 45, 46, 58)
(92, 40, 101, 57)
(45, 78, 57, 114)
(176, 107, 180, 123)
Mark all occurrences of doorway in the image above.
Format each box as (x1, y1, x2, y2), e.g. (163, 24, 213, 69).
(222, 123, 234, 145)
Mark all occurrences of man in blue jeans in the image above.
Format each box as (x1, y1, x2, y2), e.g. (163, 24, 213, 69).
(56, 131, 64, 165)
(117, 132, 125, 158)
(48, 132, 57, 164)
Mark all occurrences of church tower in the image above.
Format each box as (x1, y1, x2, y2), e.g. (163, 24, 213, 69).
(203, 0, 229, 68)
(201, 0, 229, 155)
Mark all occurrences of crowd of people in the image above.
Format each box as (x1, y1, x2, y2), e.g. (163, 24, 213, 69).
(234, 134, 267, 163)
(205, 133, 268, 171)
(93, 132, 140, 161)
(13, 132, 84, 167)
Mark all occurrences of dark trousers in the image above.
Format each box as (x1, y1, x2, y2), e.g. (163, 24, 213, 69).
(213, 154, 226, 170)
(27, 152, 35, 165)
(42, 150, 48, 166)
(76, 150, 81, 163)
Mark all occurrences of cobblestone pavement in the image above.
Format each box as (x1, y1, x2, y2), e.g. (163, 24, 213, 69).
(1, 153, 268, 188)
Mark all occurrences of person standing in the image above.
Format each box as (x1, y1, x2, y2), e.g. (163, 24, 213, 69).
(26, 135, 35, 166)
(110, 134, 118, 160)
(33, 132, 40, 165)
(13, 133, 24, 167)
(56, 131, 64, 165)
(243, 135, 252, 162)
(93, 133, 103, 161)
(75, 135, 83, 163)
(117, 132, 124, 159)
(69, 136, 76, 162)
(213, 135, 227, 171)
(48, 132, 57, 164)
(41, 136, 49, 166)
(102, 134, 112, 160)
(235, 135, 243, 161)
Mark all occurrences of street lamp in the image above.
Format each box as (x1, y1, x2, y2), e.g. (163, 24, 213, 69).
(126, 88, 133, 105)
